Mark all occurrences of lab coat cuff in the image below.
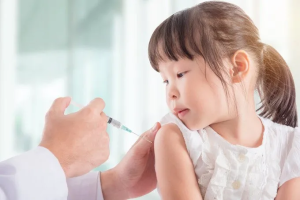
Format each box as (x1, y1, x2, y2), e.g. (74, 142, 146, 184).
(66, 171, 104, 200)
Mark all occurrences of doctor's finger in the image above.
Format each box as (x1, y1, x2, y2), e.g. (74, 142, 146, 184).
(83, 98, 106, 115)
(100, 112, 108, 123)
(48, 97, 72, 116)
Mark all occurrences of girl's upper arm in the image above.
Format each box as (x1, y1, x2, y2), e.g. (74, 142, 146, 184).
(276, 127, 300, 199)
(276, 178, 300, 200)
(154, 123, 203, 200)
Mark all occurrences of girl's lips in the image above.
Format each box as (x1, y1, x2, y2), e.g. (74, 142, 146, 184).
(178, 109, 189, 118)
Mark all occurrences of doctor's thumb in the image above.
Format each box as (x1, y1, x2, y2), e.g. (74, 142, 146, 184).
(149, 122, 160, 139)
(139, 122, 161, 147)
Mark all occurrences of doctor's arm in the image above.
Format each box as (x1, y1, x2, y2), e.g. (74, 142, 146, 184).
(0, 97, 110, 200)
(99, 122, 159, 200)
(67, 122, 160, 200)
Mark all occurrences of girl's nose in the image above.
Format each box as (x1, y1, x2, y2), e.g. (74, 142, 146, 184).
(168, 85, 179, 100)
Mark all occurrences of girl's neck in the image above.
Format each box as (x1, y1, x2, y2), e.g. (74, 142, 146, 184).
(210, 98, 264, 148)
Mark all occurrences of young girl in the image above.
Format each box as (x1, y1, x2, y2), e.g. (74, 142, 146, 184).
(148, 1, 300, 200)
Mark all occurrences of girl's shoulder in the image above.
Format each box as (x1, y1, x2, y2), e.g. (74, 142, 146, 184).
(261, 116, 300, 187)
(160, 112, 199, 137)
(160, 113, 203, 166)
(260, 116, 298, 146)
(262, 117, 300, 187)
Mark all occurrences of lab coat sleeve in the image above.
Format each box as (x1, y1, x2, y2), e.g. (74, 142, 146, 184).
(0, 146, 104, 200)
(67, 171, 104, 200)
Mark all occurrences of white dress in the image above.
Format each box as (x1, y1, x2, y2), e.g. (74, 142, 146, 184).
(160, 113, 300, 200)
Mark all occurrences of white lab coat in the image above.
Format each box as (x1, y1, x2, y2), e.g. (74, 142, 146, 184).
(0, 147, 103, 200)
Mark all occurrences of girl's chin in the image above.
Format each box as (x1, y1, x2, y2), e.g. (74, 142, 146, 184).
(182, 118, 208, 131)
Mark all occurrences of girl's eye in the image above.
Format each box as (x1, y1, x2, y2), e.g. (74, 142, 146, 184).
(163, 80, 169, 85)
(177, 71, 187, 78)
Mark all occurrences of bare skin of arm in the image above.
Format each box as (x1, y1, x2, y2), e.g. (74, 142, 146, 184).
(275, 178, 300, 200)
(154, 123, 203, 200)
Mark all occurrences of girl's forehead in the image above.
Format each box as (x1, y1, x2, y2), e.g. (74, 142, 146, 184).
(158, 60, 177, 73)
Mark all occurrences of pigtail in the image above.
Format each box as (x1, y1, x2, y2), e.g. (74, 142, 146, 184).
(257, 44, 298, 127)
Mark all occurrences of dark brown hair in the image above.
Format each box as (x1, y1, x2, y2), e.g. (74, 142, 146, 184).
(148, 1, 297, 127)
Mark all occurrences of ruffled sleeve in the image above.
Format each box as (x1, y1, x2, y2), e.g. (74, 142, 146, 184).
(279, 127, 300, 187)
(160, 113, 203, 167)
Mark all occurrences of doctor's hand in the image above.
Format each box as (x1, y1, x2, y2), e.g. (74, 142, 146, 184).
(101, 122, 161, 200)
(39, 97, 110, 178)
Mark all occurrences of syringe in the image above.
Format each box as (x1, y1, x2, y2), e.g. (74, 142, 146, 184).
(70, 101, 152, 143)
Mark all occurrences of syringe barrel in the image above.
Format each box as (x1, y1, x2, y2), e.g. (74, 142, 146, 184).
(107, 117, 122, 129)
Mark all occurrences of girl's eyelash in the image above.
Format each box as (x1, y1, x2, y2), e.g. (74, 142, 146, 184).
(163, 71, 188, 84)
(177, 71, 188, 78)
(162, 71, 188, 85)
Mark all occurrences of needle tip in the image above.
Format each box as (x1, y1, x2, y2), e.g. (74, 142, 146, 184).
(129, 131, 152, 144)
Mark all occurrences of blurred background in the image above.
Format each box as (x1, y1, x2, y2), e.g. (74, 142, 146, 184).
(0, 0, 299, 199)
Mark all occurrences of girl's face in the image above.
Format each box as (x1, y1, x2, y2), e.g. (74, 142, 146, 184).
(159, 56, 232, 130)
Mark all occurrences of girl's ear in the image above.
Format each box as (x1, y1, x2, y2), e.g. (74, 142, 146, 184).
(230, 50, 250, 83)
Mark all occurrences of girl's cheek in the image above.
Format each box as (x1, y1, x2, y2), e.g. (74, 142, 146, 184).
(166, 99, 172, 109)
